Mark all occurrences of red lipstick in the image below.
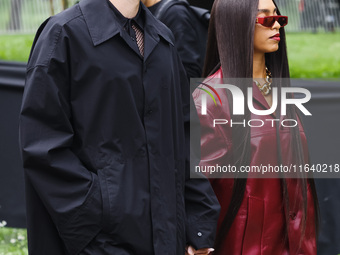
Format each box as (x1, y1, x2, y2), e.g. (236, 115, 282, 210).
(270, 33, 280, 41)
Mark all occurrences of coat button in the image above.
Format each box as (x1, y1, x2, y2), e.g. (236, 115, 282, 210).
(197, 232, 202, 237)
(146, 108, 153, 115)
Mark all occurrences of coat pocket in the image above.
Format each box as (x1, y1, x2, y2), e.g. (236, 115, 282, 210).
(97, 168, 112, 233)
(242, 196, 264, 255)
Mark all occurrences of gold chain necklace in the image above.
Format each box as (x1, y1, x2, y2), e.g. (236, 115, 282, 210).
(254, 67, 272, 96)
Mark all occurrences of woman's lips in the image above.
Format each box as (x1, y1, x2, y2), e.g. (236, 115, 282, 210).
(270, 33, 280, 41)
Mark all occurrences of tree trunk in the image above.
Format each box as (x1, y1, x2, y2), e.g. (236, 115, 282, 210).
(50, 0, 55, 16)
(61, 0, 68, 10)
(7, 0, 23, 31)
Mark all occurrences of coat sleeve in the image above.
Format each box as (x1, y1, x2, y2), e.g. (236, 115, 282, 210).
(161, 4, 202, 79)
(175, 53, 221, 250)
(19, 20, 102, 255)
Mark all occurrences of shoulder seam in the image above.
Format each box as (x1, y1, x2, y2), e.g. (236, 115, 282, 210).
(27, 24, 62, 71)
(52, 4, 83, 26)
(27, 10, 82, 72)
(27, 64, 48, 73)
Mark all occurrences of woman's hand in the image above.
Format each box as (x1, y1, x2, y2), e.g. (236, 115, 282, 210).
(185, 245, 214, 255)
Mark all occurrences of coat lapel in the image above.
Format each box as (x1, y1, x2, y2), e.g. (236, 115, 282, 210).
(79, 0, 174, 61)
(252, 81, 270, 110)
(144, 25, 160, 61)
(79, 0, 120, 46)
(143, 5, 174, 61)
(120, 31, 144, 59)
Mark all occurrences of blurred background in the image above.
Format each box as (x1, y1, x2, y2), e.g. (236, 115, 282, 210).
(0, 0, 340, 33)
(0, 0, 339, 254)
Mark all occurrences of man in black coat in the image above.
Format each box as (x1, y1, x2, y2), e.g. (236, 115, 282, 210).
(19, 0, 220, 254)
(142, 0, 204, 79)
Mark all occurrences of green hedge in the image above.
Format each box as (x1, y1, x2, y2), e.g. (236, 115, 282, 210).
(286, 33, 340, 79)
(0, 32, 339, 79)
(0, 222, 28, 255)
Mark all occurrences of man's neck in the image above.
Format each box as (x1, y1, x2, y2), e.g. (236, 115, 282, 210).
(109, 0, 140, 18)
(142, 0, 161, 7)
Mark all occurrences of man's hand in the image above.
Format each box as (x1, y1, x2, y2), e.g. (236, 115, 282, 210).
(185, 245, 214, 255)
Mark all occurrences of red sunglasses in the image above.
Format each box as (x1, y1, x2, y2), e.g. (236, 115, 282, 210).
(256, 15, 288, 27)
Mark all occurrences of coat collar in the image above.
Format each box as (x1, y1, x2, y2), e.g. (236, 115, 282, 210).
(214, 67, 271, 111)
(252, 80, 271, 111)
(79, 0, 174, 47)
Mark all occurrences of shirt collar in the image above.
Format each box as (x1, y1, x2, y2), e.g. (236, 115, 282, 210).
(107, 0, 144, 31)
(79, 0, 173, 47)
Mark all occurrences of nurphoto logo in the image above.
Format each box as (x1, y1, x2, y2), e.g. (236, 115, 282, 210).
(198, 82, 311, 128)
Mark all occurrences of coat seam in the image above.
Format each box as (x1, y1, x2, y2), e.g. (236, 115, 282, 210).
(27, 12, 82, 73)
(62, 186, 100, 254)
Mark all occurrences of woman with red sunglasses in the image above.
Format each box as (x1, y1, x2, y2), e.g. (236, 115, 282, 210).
(192, 0, 318, 254)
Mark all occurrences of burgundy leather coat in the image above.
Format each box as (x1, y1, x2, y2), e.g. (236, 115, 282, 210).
(192, 68, 316, 254)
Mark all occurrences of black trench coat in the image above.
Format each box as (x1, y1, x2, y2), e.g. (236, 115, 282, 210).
(19, 1, 220, 254)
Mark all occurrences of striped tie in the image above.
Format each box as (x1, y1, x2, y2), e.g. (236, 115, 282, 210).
(132, 23, 144, 57)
